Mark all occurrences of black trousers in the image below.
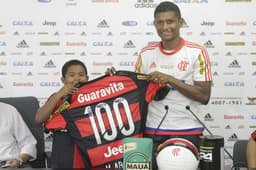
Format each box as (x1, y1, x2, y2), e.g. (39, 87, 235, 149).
(51, 131, 76, 168)
(144, 133, 202, 170)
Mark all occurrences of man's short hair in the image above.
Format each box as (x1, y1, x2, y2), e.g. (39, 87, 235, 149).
(154, 1, 181, 19)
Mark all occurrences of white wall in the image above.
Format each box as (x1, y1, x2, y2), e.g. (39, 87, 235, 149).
(0, 0, 256, 168)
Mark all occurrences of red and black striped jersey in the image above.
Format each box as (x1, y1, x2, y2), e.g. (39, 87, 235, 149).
(61, 70, 168, 168)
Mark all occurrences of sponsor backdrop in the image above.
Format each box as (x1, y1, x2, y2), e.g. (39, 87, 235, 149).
(0, 0, 255, 168)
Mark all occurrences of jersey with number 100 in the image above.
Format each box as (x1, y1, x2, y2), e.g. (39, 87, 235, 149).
(61, 71, 167, 168)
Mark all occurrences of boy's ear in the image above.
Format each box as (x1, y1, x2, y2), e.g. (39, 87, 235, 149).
(61, 77, 65, 83)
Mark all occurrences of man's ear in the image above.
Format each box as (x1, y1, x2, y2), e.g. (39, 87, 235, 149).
(179, 18, 184, 27)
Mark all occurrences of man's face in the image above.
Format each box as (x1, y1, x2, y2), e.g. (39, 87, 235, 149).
(154, 11, 183, 42)
(61, 65, 88, 86)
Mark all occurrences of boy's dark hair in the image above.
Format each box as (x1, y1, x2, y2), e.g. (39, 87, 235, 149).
(61, 59, 87, 77)
(154, 1, 181, 19)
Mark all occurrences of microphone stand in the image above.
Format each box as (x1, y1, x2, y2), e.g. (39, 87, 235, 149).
(186, 105, 233, 161)
(152, 105, 169, 142)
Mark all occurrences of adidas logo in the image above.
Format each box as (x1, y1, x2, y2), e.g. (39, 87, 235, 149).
(107, 32, 113, 36)
(133, 52, 139, 56)
(27, 72, 33, 76)
(0, 51, 6, 56)
(204, 113, 213, 121)
(213, 72, 218, 76)
(17, 40, 29, 48)
(240, 32, 246, 36)
(225, 125, 231, 129)
(228, 133, 238, 141)
(204, 40, 214, 48)
(40, 51, 47, 56)
(97, 19, 109, 28)
(226, 52, 232, 56)
(200, 32, 206, 36)
(123, 40, 135, 48)
(80, 52, 86, 56)
(13, 31, 19, 36)
(54, 32, 59, 36)
(150, 61, 157, 69)
(228, 60, 240, 68)
(44, 59, 56, 68)
(80, 32, 86, 36)
(106, 52, 112, 56)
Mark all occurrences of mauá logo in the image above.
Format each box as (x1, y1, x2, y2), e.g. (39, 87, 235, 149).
(125, 153, 150, 170)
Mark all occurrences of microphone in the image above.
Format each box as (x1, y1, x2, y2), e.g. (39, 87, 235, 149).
(185, 105, 213, 136)
(185, 105, 233, 161)
(153, 105, 169, 137)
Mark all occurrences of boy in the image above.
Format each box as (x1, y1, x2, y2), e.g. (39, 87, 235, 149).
(35, 59, 89, 168)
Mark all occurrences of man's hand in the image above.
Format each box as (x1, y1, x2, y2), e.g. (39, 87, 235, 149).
(5, 159, 20, 168)
(148, 71, 172, 84)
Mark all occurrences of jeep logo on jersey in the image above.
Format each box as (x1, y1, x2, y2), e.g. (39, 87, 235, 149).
(104, 145, 123, 158)
(125, 153, 150, 170)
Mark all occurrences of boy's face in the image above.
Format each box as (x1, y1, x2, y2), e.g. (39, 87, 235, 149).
(61, 65, 88, 86)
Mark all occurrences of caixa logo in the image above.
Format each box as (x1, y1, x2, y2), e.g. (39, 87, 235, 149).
(40, 82, 61, 87)
(122, 21, 138, 26)
(66, 21, 87, 26)
(38, 0, 51, 2)
(173, 0, 208, 3)
(12, 21, 33, 26)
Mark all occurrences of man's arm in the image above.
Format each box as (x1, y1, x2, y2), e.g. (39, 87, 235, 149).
(13, 109, 37, 163)
(247, 136, 256, 168)
(148, 71, 211, 104)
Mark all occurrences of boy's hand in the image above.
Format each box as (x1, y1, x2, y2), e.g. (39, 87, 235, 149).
(58, 84, 78, 97)
(105, 67, 116, 76)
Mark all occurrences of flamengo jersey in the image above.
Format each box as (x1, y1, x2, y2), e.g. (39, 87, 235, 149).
(61, 71, 168, 168)
(135, 38, 212, 135)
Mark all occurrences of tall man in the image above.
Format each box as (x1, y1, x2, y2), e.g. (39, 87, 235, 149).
(134, 1, 212, 168)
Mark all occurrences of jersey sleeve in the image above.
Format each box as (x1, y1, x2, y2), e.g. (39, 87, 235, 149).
(145, 83, 168, 103)
(251, 130, 256, 142)
(193, 47, 212, 81)
(45, 94, 66, 130)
